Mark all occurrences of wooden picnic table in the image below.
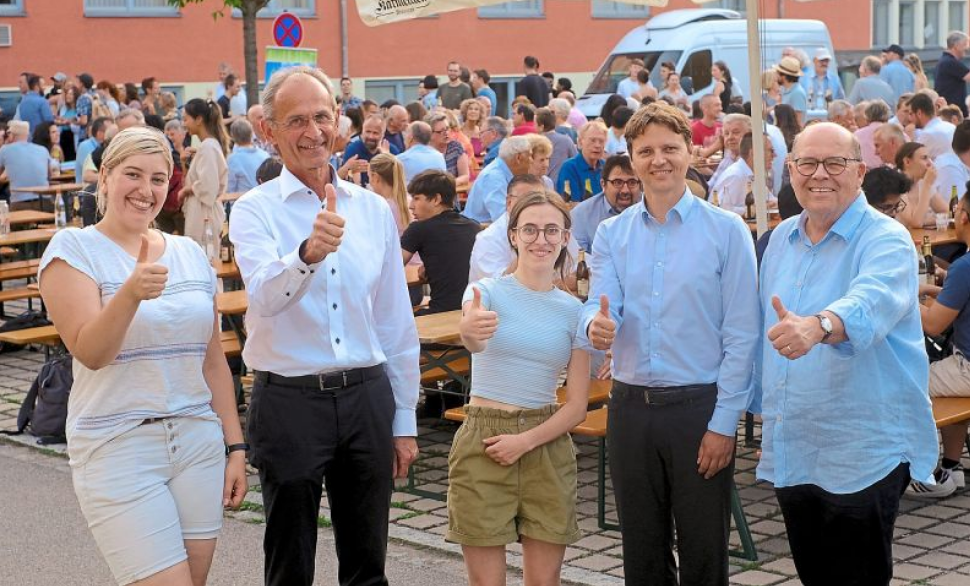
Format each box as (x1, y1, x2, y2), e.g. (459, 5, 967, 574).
(8, 210, 55, 226)
(50, 171, 77, 183)
(216, 289, 248, 316)
(17, 182, 86, 195)
(0, 228, 56, 248)
(213, 259, 240, 280)
(911, 227, 959, 246)
(745, 214, 781, 232)
(415, 310, 462, 345)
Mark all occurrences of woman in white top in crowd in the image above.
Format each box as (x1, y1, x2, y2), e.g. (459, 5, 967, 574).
(179, 98, 228, 247)
(38, 126, 247, 586)
(658, 73, 691, 112)
(896, 141, 948, 228)
(450, 190, 590, 586)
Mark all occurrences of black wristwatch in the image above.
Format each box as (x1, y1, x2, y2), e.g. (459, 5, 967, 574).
(226, 443, 250, 456)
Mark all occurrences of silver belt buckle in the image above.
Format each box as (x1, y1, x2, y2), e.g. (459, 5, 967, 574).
(644, 390, 651, 405)
(318, 371, 349, 391)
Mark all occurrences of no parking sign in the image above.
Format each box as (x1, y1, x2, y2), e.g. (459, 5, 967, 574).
(273, 12, 303, 48)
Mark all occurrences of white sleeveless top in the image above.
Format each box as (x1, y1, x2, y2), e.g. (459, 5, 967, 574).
(39, 227, 220, 467)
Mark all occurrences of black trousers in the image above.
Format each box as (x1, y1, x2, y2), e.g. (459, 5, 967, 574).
(775, 463, 910, 586)
(608, 382, 733, 586)
(247, 368, 396, 586)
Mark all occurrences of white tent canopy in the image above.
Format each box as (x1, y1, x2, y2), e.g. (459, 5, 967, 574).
(355, 0, 828, 234)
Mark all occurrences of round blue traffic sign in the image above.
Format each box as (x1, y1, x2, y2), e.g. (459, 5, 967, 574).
(273, 12, 303, 48)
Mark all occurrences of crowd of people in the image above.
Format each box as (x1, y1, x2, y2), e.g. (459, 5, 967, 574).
(5, 32, 970, 586)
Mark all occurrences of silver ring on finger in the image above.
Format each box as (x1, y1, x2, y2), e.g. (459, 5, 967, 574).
(786, 344, 793, 354)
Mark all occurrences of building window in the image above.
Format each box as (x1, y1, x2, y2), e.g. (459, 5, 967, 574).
(875, 0, 967, 49)
(84, 0, 179, 17)
(714, 0, 746, 14)
(478, 1, 543, 18)
(363, 79, 419, 106)
(0, 0, 24, 16)
(591, 1, 649, 19)
(234, 0, 315, 18)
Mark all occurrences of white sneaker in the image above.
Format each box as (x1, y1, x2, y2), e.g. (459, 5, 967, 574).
(944, 464, 965, 489)
(907, 468, 958, 499)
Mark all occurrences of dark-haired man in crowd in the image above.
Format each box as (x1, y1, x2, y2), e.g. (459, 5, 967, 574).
(570, 154, 642, 252)
(401, 170, 480, 314)
(537, 107, 577, 184)
(18, 74, 53, 133)
(511, 104, 537, 136)
(471, 69, 497, 116)
(912, 92, 956, 159)
(934, 119, 970, 196)
(516, 55, 549, 108)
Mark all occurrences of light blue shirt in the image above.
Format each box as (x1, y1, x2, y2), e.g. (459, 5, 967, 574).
(0, 141, 51, 202)
(396, 144, 446, 185)
(477, 86, 498, 116)
(463, 157, 511, 223)
(226, 145, 270, 193)
(579, 189, 760, 436)
(74, 137, 99, 180)
(799, 70, 845, 107)
(880, 60, 915, 102)
(780, 83, 809, 117)
(462, 275, 584, 408)
(18, 92, 53, 134)
(753, 194, 937, 493)
(570, 191, 622, 253)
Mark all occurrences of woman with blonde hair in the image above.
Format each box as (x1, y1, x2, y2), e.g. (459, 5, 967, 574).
(459, 98, 485, 158)
(451, 189, 589, 586)
(368, 152, 412, 235)
(526, 133, 555, 190)
(39, 126, 247, 586)
(762, 69, 782, 110)
(179, 98, 228, 247)
(905, 53, 930, 91)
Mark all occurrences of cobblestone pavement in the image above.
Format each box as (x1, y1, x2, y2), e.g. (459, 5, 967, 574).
(3, 297, 970, 585)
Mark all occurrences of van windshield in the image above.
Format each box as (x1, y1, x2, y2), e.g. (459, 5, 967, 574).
(585, 51, 683, 95)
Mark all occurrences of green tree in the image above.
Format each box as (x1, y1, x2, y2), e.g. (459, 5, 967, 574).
(168, 0, 270, 109)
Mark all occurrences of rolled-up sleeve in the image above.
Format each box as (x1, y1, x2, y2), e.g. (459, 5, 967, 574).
(374, 207, 420, 436)
(825, 231, 916, 355)
(229, 196, 320, 317)
(709, 217, 761, 436)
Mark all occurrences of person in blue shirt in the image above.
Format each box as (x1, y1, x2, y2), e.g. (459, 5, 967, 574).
(584, 102, 760, 585)
(226, 119, 270, 193)
(74, 117, 114, 181)
(18, 75, 54, 134)
(471, 69, 497, 116)
(775, 57, 809, 126)
(338, 114, 400, 186)
(569, 154, 642, 253)
(912, 191, 970, 498)
(880, 44, 916, 102)
(396, 121, 446, 185)
(481, 116, 507, 167)
(556, 122, 607, 202)
(462, 135, 532, 223)
(799, 48, 845, 110)
(754, 122, 937, 585)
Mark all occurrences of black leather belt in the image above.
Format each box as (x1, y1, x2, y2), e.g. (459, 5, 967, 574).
(612, 381, 717, 406)
(255, 364, 385, 392)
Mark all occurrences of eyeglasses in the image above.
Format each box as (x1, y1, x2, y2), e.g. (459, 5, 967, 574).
(512, 224, 567, 244)
(875, 199, 907, 216)
(606, 178, 641, 190)
(272, 112, 335, 133)
(792, 157, 861, 177)
(431, 128, 449, 135)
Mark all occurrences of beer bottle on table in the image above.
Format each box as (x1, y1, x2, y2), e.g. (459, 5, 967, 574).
(584, 178, 593, 201)
(744, 190, 755, 221)
(576, 250, 590, 302)
(220, 223, 232, 263)
(710, 189, 720, 207)
(203, 217, 217, 265)
(950, 185, 959, 218)
(922, 235, 936, 286)
(54, 193, 67, 230)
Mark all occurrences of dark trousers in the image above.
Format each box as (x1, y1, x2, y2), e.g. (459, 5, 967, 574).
(775, 463, 910, 586)
(608, 382, 733, 586)
(247, 369, 396, 586)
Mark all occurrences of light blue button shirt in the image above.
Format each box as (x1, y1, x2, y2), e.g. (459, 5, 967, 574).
(570, 191, 621, 253)
(463, 157, 512, 223)
(579, 189, 760, 436)
(227, 145, 270, 193)
(396, 144, 447, 185)
(753, 194, 937, 493)
(880, 60, 915, 102)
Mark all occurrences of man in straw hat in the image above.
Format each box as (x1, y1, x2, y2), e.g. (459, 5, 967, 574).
(776, 56, 809, 126)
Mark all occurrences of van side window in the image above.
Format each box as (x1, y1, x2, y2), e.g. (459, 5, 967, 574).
(681, 50, 713, 93)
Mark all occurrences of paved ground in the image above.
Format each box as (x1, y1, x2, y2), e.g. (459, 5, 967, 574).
(4, 295, 970, 585)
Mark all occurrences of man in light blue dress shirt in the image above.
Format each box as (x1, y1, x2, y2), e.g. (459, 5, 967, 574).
(396, 121, 446, 185)
(462, 136, 532, 223)
(570, 154, 641, 253)
(226, 118, 270, 193)
(880, 44, 916, 103)
(754, 122, 937, 585)
(583, 102, 760, 585)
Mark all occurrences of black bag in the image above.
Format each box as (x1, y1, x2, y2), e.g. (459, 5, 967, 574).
(0, 310, 52, 354)
(0, 355, 73, 444)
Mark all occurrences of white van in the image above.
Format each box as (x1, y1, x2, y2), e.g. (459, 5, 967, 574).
(577, 8, 835, 118)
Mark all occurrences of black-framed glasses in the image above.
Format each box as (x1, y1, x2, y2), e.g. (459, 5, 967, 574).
(606, 178, 642, 190)
(875, 199, 907, 217)
(512, 224, 567, 244)
(272, 112, 336, 133)
(792, 157, 861, 177)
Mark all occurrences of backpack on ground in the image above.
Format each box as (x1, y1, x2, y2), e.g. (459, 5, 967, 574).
(0, 310, 51, 354)
(0, 354, 73, 445)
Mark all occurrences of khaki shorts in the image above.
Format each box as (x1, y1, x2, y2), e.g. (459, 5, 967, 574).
(446, 404, 580, 547)
(930, 352, 970, 397)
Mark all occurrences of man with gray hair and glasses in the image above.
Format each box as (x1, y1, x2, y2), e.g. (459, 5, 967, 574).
(481, 115, 508, 166)
(229, 66, 420, 586)
(754, 122, 936, 585)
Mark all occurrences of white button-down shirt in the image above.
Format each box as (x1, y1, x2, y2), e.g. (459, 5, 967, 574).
(915, 117, 956, 159)
(716, 158, 776, 216)
(229, 166, 420, 436)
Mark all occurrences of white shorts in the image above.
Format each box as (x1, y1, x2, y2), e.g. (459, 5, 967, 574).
(72, 417, 225, 585)
(929, 352, 970, 398)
